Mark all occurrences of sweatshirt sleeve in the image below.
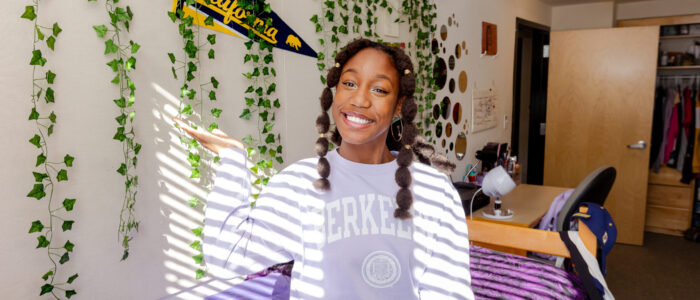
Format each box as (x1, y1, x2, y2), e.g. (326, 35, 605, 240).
(202, 148, 303, 280)
(419, 177, 475, 300)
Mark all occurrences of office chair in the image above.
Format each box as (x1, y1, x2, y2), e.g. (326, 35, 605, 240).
(556, 166, 617, 231)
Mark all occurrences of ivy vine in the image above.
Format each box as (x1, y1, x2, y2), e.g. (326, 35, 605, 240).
(22, 1, 78, 298)
(91, 0, 142, 261)
(168, 0, 220, 280)
(237, 0, 283, 198)
(400, 0, 437, 141)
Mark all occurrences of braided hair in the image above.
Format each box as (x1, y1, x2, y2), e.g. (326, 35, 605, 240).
(314, 38, 455, 219)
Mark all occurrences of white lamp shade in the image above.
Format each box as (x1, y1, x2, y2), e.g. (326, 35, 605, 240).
(482, 166, 516, 198)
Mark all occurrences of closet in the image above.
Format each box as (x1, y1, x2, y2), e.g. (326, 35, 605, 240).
(618, 14, 700, 237)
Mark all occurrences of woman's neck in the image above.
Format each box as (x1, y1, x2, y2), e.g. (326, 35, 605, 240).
(337, 142, 395, 164)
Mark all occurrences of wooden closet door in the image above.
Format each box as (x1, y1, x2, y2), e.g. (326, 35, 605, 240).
(544, 26, 659, 245)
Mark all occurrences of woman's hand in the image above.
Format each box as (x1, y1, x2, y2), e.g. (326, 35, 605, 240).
(173, 118, 244, 155)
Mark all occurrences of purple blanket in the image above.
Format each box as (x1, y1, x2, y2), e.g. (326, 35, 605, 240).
(238, 246, 585, 300)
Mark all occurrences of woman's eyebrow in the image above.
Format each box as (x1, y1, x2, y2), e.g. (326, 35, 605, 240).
(341, 68, 392, 82)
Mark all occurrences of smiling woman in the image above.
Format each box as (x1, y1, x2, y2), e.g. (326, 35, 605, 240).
(178, 38, 474, 299)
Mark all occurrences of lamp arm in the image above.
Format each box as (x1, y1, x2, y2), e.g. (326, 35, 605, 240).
(469, 188, 483, 220)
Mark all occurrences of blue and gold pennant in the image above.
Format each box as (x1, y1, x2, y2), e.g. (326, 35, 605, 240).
(172, 0, 317, 59)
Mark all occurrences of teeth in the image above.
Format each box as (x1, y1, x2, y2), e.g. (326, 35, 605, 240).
(346, 114, 372, 125)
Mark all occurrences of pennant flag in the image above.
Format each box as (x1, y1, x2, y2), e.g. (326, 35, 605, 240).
(172, 0, 318, 59)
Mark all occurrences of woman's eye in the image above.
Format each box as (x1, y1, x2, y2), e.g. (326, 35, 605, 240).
(342, 81, 356, 88)
(372, 88, 389, 95)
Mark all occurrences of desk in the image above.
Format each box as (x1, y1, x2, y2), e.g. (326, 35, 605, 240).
(470, 184, 571, 255)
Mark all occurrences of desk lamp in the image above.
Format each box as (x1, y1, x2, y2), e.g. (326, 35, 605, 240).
(469, 166, 517, 220)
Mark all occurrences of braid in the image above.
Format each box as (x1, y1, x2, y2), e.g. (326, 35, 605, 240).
(314, 38, 451, 220)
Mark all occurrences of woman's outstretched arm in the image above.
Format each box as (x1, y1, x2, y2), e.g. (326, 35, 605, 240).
(174, 119, 302, 280)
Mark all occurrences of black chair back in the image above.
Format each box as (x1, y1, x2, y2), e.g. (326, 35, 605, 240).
(556, 166, 617, 231)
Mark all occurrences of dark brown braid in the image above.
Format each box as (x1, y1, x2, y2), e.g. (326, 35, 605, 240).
(314, 38, 454, 219)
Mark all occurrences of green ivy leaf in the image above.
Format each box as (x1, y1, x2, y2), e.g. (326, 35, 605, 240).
(245, 97, 254, 106)
(204, 16, 214, 26)
(33, 172, 48, 182)
(181, 104, 193, 115)
(49, 111, 56, 123)
(114, 127, 126, 141)
(189, 240, 201, 251)
(208, 48, 215, 59)
(41, 271, 54, 281)
(239, 108, 252, 120)
(52, 22, 62, 36)
(66, 290, 77, 299)
(207, 34, 216, 45)
(190, 168, 200, 179)
(36, 235, 50, 248)
(115, 113, 127, 125)
(130, 40, 140, 54)
(21, 6, 37, 20)
(40, 284, 53, 296)
(244, 40, 254, 50)
(93, 24, 108, 38)
(104, 39, 119, 54)
(56, 169, 68, 182)
(167, 11, 177, 22)
(192, 253, 204, 264)
(125, 56, 136, 70)
(62, 220, 74, 231)
(106, 59, 119, 72)
(29, 134, 41, 148)
(45, 87, 54, 103)
(63, 198, 76, 211)
(273, 99, 280, 108)
(59, 252, 69, 264)
(46, 70, 56, 84)
(266, 83, 276, 95)
(36, 26, 45, 40)
(36, 153, 47, 167)
(259, 110, 269, 122)
(67, 273, 78, 284)
(196, 269, 206, 280)
(264, 54, 273, 64)
(263, 122, 274, 133)
(28, 108, 39, 120)
(111, 74, 120, 85)
(188, 197, 198, 208)
(167, 52, 176, 64)
(114, 97, 126, 108)
(265, 134, 275, 143)
(64, 154, 75, 167)
(63, 240, 75, 252)
(134, 143, 142, 155)
(171, 66, 178, 79)
(191, 226, 203, 237)
(117, 163, 127, 176)
(30, 50, 47, 66)
(184, 40, 198, 58)
(208, 90, 216, 100)
(210, 76, 219, 88)
(242, 135, 253, 145)
(29, 220, 44, 233)
(208, 122, 218, 132)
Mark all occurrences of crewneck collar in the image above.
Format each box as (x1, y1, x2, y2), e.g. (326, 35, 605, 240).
(327, 149, 398, 175)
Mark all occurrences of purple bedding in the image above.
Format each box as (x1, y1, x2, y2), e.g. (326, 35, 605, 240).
(243, 246, 585, 300)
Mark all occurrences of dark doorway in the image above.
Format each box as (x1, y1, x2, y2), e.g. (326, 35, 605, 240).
(511, 18, 550, 185)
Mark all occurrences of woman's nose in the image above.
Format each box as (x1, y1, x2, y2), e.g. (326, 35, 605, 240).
(349, 89, 371, 108)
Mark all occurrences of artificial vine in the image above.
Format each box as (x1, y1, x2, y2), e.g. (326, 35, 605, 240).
(400, 0, 437, 141)
(91, 0, 142, 261)
(22, 1, 78, 298)
(168, 0, 220, 280)
(236, 0, 284, 198)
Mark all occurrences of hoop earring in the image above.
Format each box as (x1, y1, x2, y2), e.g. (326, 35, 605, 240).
(391, 119, 403, 142)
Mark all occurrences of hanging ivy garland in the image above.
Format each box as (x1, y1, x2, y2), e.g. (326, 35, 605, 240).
(167, 0, 220, 280)
(237, 0, 283, 199)
(91, 0, 142, 261)
(400, 0, 437, 142)
(22, 1, 78, 298)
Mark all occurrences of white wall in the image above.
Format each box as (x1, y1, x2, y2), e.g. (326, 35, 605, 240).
(0, 0, 551, 299)
(551, 1, 614, 31)
(616, 0, 700, 21)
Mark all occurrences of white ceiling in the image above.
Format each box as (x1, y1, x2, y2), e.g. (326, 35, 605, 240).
(539, 0, 649, 6)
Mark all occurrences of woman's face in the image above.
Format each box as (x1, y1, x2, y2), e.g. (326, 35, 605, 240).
(332, 48, 403, 147)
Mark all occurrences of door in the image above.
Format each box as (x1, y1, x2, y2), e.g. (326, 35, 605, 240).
(544, 26, 659, 245)
(511, 18, 549, 185)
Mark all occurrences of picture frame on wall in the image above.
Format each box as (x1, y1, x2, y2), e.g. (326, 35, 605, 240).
(482, 22, 498, 56)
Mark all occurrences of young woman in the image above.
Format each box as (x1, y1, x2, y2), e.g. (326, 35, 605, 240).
(176, 39, 474, 299)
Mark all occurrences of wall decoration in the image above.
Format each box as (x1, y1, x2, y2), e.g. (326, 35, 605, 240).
(448, 55, 455, 70)
(449, 78, 455, 93)
(458, 70, 468, 93)
(440, 96, 451, 119)
(449, 142, 454, 151)
(455, 133, 467, 160)
(93, 0, 142, 261)
(172, 0, 317, 58)
(455, 44, 461, 59)
(431, 38, 439, 54)
(481, 21, 497, 56)
(22, 1, 79, 298)
(436, 121, 443, 138)
(440, 24, 447, 40)
(472, 86, 497, 132)
(445, 122, 452, 138)
(442, 139, 446, 148)
(432, 104, 440, 120)
(453, 102, 462, 124)
(433, 57, 447, 90)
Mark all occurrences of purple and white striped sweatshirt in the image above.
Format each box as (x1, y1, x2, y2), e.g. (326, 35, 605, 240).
(203, 148, 474, 299)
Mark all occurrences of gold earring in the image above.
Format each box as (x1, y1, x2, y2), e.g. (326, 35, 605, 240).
(391, 120, 403, 142)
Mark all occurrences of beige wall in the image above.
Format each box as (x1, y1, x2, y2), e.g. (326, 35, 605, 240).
(551, 1, 615, 31)
(616, 0, 700, 20)
(0, 0, 551, 299)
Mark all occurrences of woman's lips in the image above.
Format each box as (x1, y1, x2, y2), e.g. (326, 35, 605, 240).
(342, 111, 374, 128)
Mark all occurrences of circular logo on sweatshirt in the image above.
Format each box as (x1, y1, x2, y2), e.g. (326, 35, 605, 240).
(361, 251, 401, 288)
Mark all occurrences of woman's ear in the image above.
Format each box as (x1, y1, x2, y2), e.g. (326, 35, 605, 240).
(394, 96, 406, 118)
